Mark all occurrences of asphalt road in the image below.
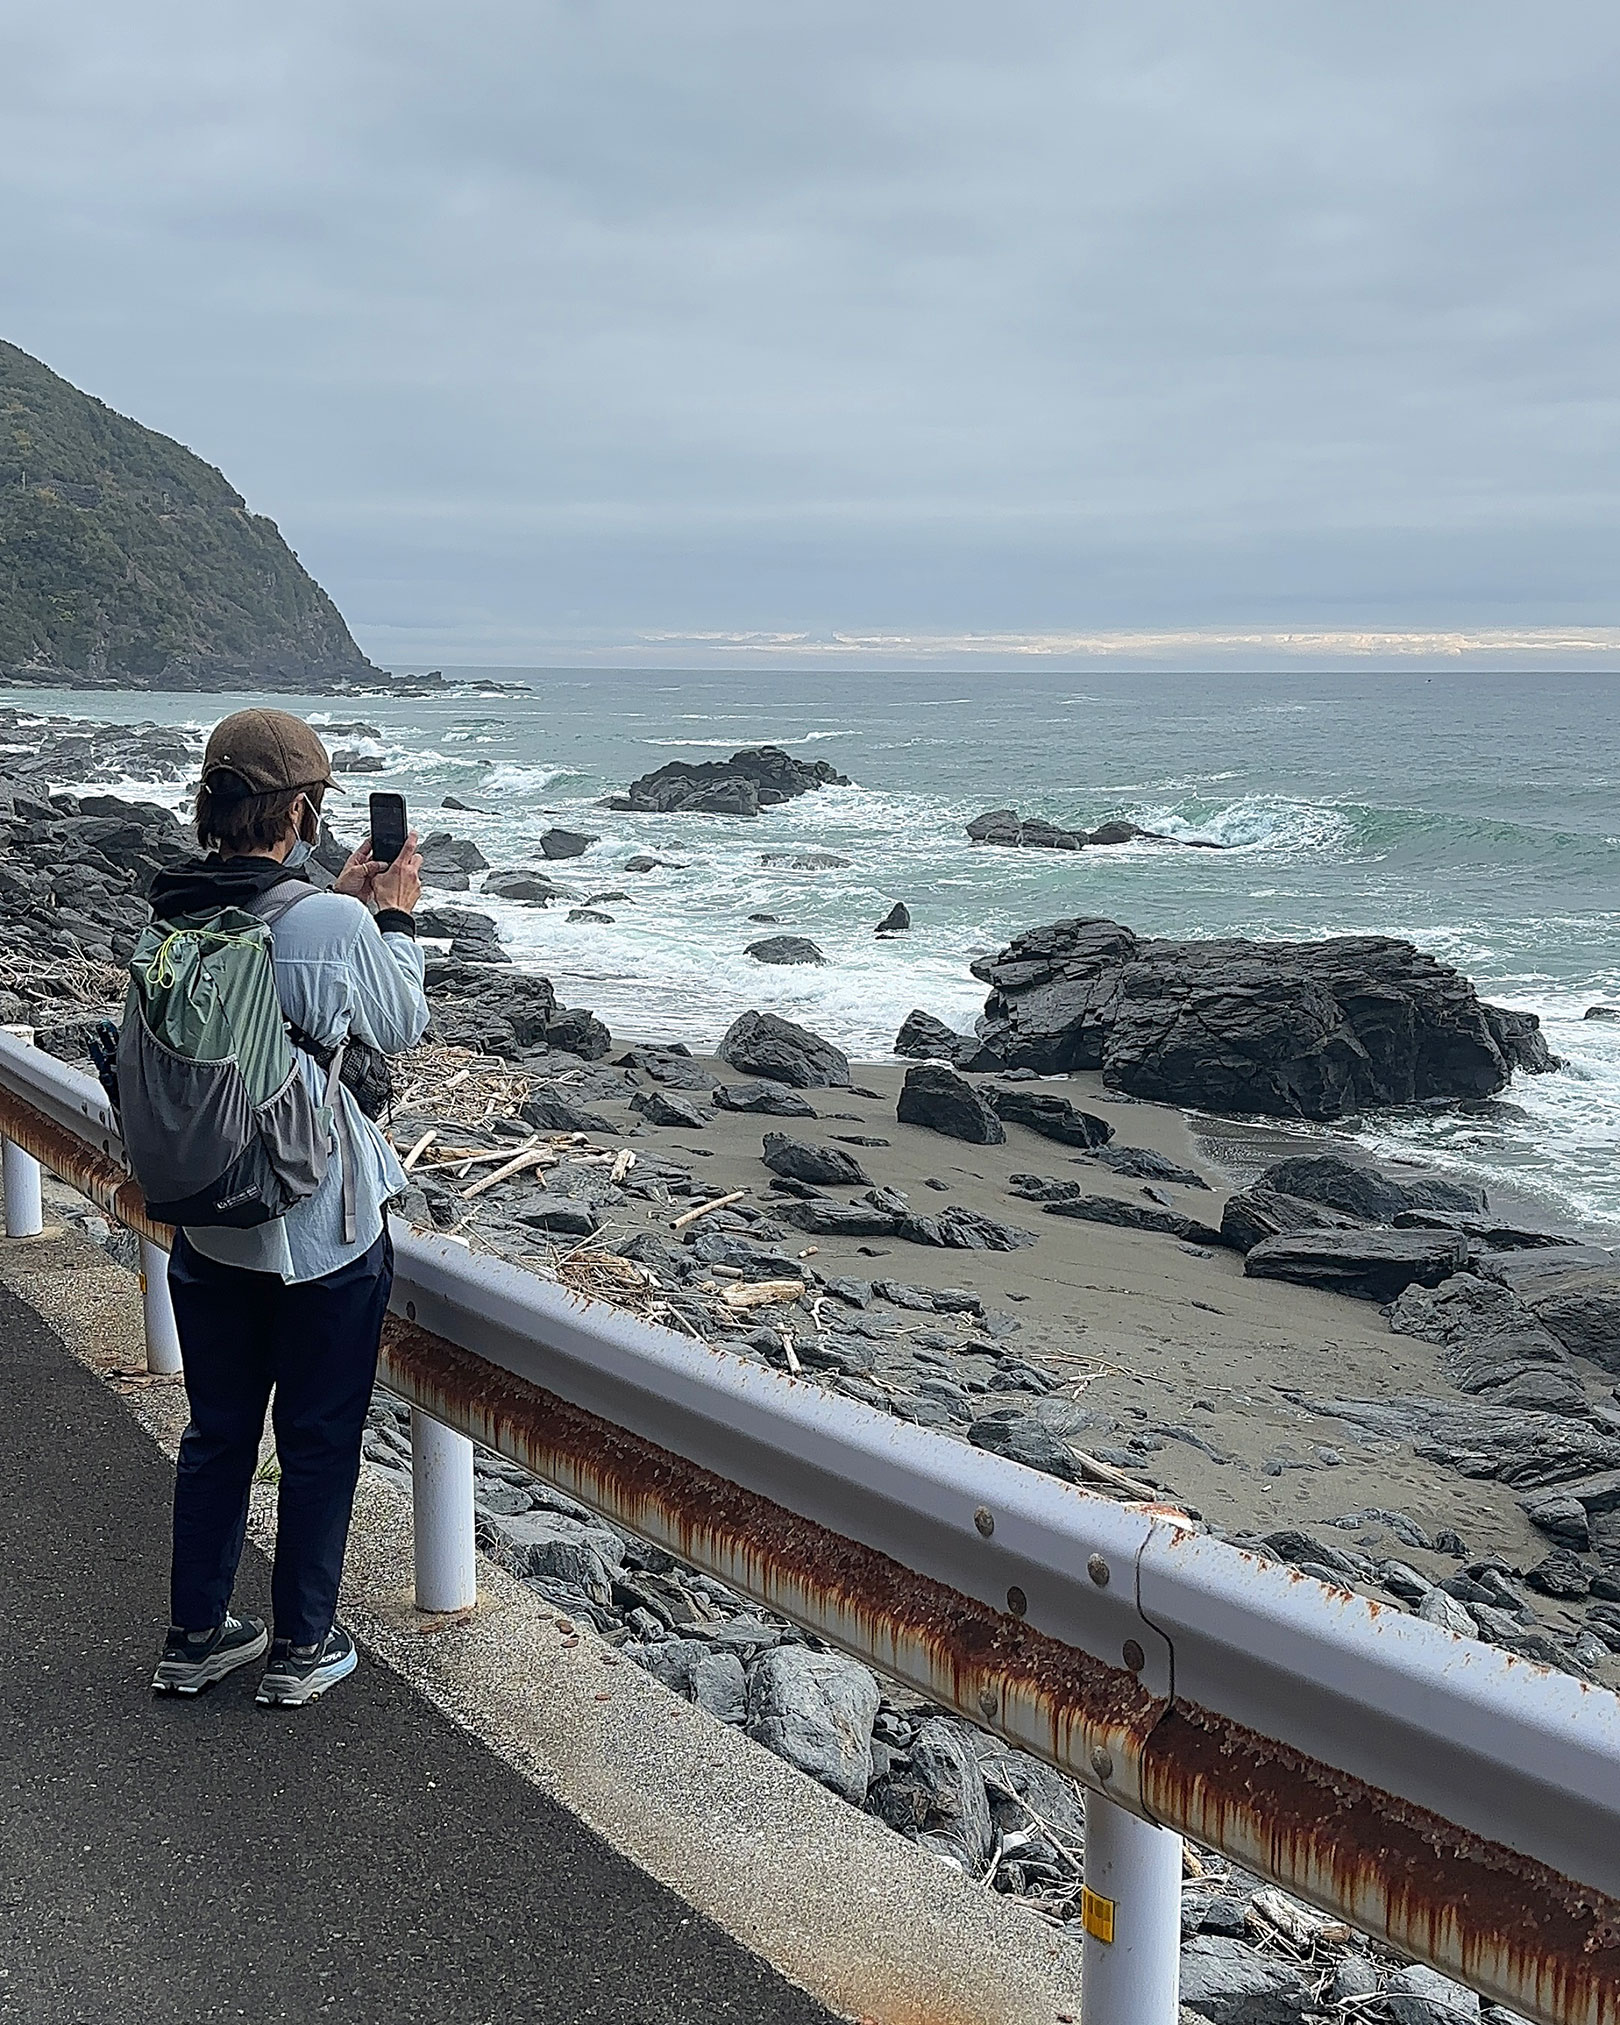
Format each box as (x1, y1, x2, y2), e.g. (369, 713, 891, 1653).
(0, 1281, 838, 2025)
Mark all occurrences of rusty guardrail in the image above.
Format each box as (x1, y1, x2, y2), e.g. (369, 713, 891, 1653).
(2, 1030, 1618, 2025)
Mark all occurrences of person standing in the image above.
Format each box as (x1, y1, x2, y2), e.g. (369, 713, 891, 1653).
(146, 709, 428, 1707)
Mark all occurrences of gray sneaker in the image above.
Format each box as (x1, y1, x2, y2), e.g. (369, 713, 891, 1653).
(152, 1614, 270, 1695)
(256, 1623, 358, 1708)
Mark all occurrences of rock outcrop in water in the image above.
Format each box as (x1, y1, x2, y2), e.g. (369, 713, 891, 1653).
(966, 809, 1229, 850)
(612, 747, 850, 819)
(969, 917, 1556, 1119)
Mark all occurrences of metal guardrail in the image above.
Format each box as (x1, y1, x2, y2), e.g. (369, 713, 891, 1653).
(1, 1030, 1618, 2025)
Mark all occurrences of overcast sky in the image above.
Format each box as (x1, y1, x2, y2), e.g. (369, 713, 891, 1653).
(4, 2, 1619, 668)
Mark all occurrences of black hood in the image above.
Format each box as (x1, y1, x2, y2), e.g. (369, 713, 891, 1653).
(147, 855, 312, 925)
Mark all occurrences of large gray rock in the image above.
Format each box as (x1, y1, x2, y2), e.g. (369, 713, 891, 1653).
(624, 746, 850, 816)
(1524, 1270, 1620, 1375)
(1220, 1185, 1364, 1254)
(516, 1196, 602, 1237)
(520, 1088, 616, 1135)
(417, 906, 507, 963)
(746, 935, 826, 966)
(627, 1638, 748, 1723)
(894, 1008, 971, 1059)
(1178, 1936, 1314, 2024)
(986, 1084, 1112, 1148)
(1256, 1153, 1414, 1222)
(539, 827, 597, 859)
(711, 1080, 818, 1118)
(761, 1132, 870, 1186)
(1389, 1274, 1587, 1415)
(966, 808, 1084, 850)
(744, 1646, 880, 1803)
(899, 1205, 1037, 1251)
(1245, 1229, 1469, 1302)
(1084, 1144, 1208, 1187)
(630, 1089, 708, 1129)
(483, 869, 559, 904)
(482, 1510, 624, 1602)
(967, 1413, 1078, 1481)
(718, 1010, 851, 1088)
(419, 830, 489, 873)
(1041, 1194, 1224, 1246)
(896, 1063, 1006, 1144)
(869, 1717, 993, 1872)
(1386, 1963, 1482, 2025)
(777, 1198, 905, 1238)
(970, 916, 1553, 1117)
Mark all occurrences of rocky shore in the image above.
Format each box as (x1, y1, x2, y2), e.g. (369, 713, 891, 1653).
(4, 706, 1613, 2020)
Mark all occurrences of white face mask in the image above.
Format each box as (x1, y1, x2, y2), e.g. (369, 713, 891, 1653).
(284, 839, 314, 870)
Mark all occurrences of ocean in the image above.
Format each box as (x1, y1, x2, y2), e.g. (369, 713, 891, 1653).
(8, 666, 1619, 1236)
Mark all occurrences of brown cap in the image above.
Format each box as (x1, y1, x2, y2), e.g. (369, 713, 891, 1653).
(201, 709, 338, 799)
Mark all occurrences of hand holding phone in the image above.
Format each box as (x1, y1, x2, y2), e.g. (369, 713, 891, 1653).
(369, 792, 409, 866)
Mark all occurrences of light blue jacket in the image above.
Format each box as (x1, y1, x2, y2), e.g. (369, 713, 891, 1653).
(184, 888, 429, 1284)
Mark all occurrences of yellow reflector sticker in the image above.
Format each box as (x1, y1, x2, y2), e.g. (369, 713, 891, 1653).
(1082, 1887, 1115, 1944)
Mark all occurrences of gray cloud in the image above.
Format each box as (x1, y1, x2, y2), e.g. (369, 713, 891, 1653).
(3, 1, 1618, 663)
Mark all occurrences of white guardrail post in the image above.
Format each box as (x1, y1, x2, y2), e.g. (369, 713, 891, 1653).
(0, 1026, 43, 1238)
(139, 1238, 183, 1376)
(1081, 1789, 1183, 2025)
(411, 1406, 476, 1613)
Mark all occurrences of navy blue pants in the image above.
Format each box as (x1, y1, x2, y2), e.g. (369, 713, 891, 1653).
(167, 1229, 393, 1647)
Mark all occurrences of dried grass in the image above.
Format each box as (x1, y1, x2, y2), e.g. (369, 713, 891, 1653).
(391, 1043, 531, 1126)
(0, 951, 126, 1011)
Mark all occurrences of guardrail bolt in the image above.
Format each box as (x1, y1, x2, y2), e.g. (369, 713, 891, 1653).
(1090, 1745, 1113, 1781)
(1122, 1638, 1146, 1673)
(1088, 1553, 1110, 1587)
(978, 1687, 998, 1719)
(1006, 1585, 1027, 1617)
(974, 1506, 995, 1537)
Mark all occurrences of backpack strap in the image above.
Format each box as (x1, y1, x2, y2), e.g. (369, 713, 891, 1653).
(249, 880, 359, 1244)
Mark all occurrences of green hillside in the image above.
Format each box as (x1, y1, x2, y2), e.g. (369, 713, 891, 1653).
(0, 340, 374, 689)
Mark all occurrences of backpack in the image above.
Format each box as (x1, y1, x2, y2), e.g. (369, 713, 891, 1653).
(115, 882, 354, 1232)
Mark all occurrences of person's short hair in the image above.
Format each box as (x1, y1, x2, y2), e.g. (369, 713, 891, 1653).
(196, 775, 325, 855)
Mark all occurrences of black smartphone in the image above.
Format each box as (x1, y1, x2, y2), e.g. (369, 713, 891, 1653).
(369, 791, 408, 866)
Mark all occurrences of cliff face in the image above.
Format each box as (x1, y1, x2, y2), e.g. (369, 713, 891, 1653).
(0, 341, 376, 691)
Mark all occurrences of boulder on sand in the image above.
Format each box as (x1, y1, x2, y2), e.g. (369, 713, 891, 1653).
(711, 1080, 818, 1118)
(896, 1064, 1006, 1145)
(986, 1084, 1111, 1148)
(760, 1132, 870, 1187)
(1220, 1186, 1364, 1254)
(718, 1011, 850, 1089)
(1245, 1229, 1469, 1302)
(1259, 1153, 1483, 1223)
(1388, 1273, 1588, 1415)
(971, 916, 1555, 1118)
